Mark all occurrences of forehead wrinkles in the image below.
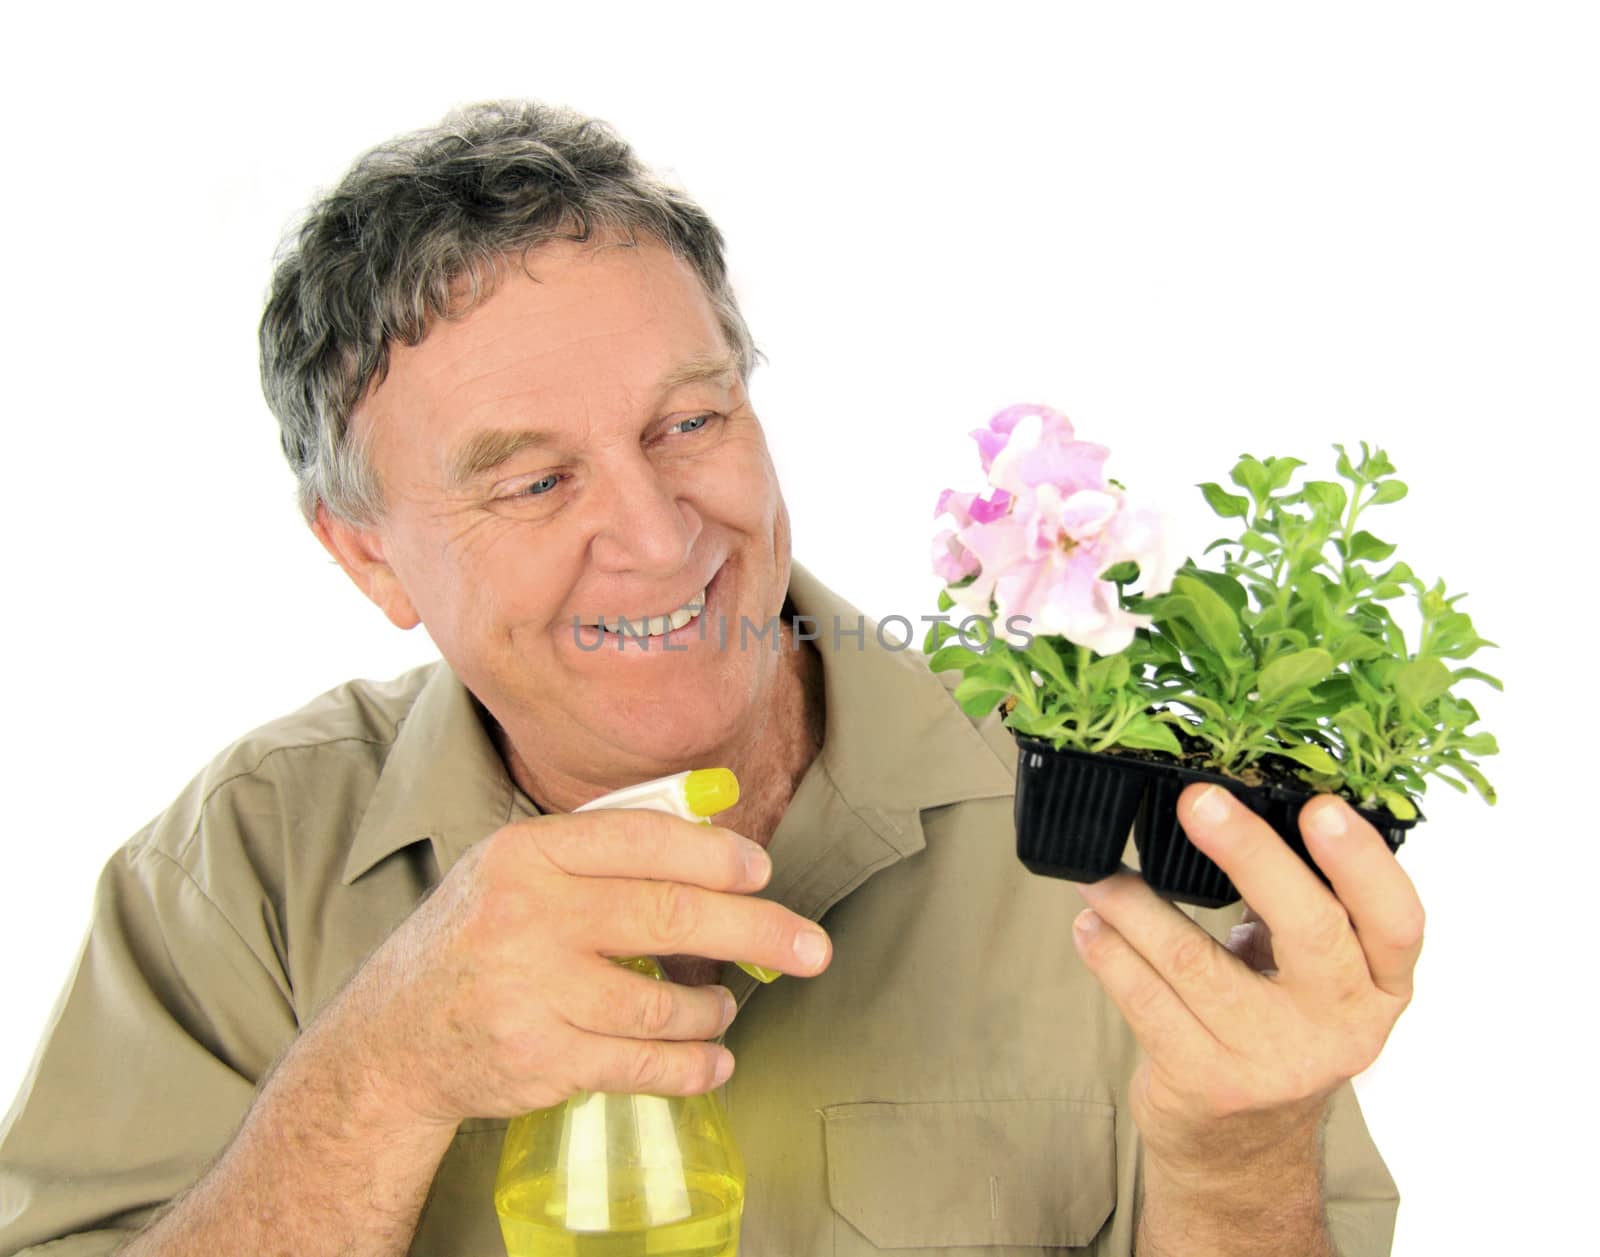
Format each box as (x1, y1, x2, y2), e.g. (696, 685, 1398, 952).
(421, 256, 703, 410)
(357, 240, 730, 489)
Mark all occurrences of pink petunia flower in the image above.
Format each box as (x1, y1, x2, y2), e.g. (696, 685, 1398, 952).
(933, 404, 1178, 656)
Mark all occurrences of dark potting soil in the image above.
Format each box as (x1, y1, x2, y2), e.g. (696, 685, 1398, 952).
(1011, 708, 1319, 794)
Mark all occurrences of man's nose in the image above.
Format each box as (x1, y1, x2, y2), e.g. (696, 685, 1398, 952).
(586, 453, 702, 575)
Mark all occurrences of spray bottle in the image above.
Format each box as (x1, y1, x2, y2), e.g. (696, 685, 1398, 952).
(494, 767, 775, 1256)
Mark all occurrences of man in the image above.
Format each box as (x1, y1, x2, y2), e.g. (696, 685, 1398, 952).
(0, 101, 1415, 1255)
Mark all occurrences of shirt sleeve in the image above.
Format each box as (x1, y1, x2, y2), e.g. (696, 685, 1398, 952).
(0, 835, 298, 1256)
(1322, 1077, 1401, 1256)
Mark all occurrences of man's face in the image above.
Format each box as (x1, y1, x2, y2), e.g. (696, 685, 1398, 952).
(336, 233, 793, 775)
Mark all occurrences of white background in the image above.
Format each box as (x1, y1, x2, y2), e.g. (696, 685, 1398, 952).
(2, 2, 1594, 1251)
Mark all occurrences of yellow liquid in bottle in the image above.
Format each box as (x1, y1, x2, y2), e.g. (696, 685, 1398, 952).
(496, 1168, 743, 1257)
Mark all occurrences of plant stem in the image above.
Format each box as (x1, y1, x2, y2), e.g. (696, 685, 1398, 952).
(1000, 650, 1040, 720)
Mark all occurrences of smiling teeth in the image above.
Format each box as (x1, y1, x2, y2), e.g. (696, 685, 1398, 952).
(589, 588, 706, 637)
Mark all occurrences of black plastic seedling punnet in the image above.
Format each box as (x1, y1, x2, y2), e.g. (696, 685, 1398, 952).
(1132, 760, 1277, 909)
(1013, 739, 1147, 883)
(1012, 734, 1418, 909)
(1260, 786, 1418, 895)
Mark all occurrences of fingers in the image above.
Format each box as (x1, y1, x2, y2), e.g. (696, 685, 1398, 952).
(492, 810, 830, 980)
(515, 809, 772, 894)
(1075, 871, 1264, 1033)
(1070, 903, 1221, 1066)
(565, 965, 737, 1043)
(1177, 784, 1367, 987)
(566, 1029, 736, 1097)
(591, 878, 832, 978)
(1298, 796, 1426, 1001)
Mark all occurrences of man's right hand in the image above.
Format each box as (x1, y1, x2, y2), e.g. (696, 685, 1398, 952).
(329, 809, 830, 1128)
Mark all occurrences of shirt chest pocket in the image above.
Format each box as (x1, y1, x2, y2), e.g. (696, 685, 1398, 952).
(822, 1099, 1117, 1254)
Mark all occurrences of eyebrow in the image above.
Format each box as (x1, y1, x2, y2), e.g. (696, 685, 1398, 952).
(444, 350, 742, 489)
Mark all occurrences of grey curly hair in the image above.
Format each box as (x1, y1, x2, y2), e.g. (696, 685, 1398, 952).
(259, 99, 760, 526)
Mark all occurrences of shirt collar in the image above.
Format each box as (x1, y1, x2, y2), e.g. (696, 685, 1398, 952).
(342, 557, 1015, 886)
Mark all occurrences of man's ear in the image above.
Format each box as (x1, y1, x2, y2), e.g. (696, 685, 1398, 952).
(310, 501, 422, 630)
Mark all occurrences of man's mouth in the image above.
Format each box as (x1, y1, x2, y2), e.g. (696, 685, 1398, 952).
(579, 588, 706, 638)
(573, 563, 725, 645)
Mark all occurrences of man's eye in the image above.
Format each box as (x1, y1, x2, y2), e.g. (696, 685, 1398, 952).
(515, 473, 562, 498)
(672, 412, 715, 434)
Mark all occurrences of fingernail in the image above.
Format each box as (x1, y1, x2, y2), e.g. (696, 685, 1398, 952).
(719, 988, 738, 1027)
(1303, 799, 1348, 842)
(794, 929, 829, 969)
(743, 843, 771, 885)
(1074, 908, 1102, 935)
(712, 1049, 735, 1086)
(1193, 784, 1233, 826)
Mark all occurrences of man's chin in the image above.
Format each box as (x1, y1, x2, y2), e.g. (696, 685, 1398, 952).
(595, 716, 733, 769)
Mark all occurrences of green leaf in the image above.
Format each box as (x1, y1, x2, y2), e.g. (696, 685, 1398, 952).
(1395, 657, 1453, 712)
(1271, 744, 1344, 775)
(1436, 633, 1497, 661)
(1238, 530, 1277, 560)
(954, 657, 1013, 689)
(953, 678, 1008, 719)
(1452, 760, 1499, 805)
(1171, 693, 1230, 724)
(1365, 448, 1397, 478)
(1332, 634, 1388, 664)
(1376, 561, 1419, 590)
(1334, 443, 1356, 481)
(1347, 531, 1398, 563)
(1143, 592, 1194, 624)
(1085, 653, 1132, 692)
(1146, 606, 1207, 660)
(1023, 637, 1073, 692)
(1199, 482, 1250, 518)
(1230, 456, 1270, 502)
(1257, 627, 1311, 654)
(1335, 705, 1379, 742)
(936, 588, 955, 613)
(1451, 666, 1505, 692)
(1370, 479, 1409, 505)
(1182, 568, 1250, 618)
(1376, 789, 1418, 820)
(1141, 631, 1182, 665)
(928, 643, 986, 674)
(1170, 574, 1247, 663)
(1357, 603, 1409, 656)
(1005, 710, 1064, 738)
(1258, 648, 1336, 704)
(1100, 560, 1141, 584)
(1456, 731, 1500, 756)
(1111, 715, 1183, 756)
(923, 615, 967, 653)
(1265, 456, 1307, 492)
(1300, 479, 1348, 519)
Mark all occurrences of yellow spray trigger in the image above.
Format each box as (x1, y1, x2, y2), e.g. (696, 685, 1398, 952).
(684, 766, 740, 817)
(685, 770, 779, 984)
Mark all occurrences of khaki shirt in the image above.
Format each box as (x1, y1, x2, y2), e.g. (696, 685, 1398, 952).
(0, 560, 1399, 1255)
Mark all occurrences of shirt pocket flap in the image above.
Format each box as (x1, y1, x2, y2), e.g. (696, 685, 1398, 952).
(822, 1099, 1116, 1249)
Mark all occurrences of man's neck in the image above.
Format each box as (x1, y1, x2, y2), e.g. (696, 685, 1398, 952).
(486, 616, 826, 851)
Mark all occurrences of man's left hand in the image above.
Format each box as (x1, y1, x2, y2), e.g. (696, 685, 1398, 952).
(1071, 782, 1425, 1173)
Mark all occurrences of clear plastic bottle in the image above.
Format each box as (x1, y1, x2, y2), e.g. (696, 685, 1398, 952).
(494, 768, 768, 1257)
